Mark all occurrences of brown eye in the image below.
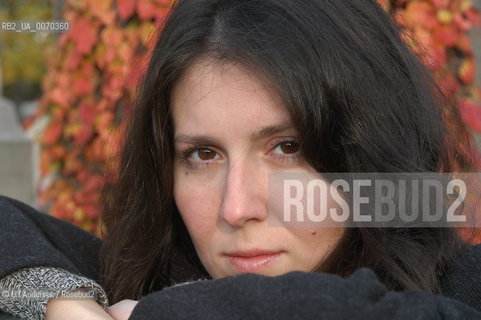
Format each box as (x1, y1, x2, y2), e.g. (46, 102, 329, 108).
(194, 148, 218, 161)
(277, 141, 300, 154)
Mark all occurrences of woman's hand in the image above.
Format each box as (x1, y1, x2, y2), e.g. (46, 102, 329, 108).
(45, 298, 113, 320)
(109, 299, 139, 320)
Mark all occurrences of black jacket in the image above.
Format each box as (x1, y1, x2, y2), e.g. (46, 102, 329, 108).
(1, 195, 481, 320)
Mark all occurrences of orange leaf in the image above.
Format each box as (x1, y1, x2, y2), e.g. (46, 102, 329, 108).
(43, 122, 63, 145)
(433, 24, 459, 47)
(49, 146, 67, 160)
(88, 0, 115, 25)
(69, 17, 99, 55)
(65, 50, 83, 71)
(404, 2, 438, 29)
(79, 100, 97, 125)
(137, 0, 157, 19)
(458, 58, 475, 84)
(117, 0, 137, 20)
(73, 75, 93, 96)
(101, 26, 124, 46)
(431, 0, 449, 8)
(137, 0, 169, 20)
(50, 88, 71, 107)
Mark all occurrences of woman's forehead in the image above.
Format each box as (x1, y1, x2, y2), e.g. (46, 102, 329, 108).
(171, 59, 291, 136)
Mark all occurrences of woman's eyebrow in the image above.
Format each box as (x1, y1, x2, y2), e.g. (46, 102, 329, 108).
(249, 121, 294, 140)
(174, 122, 294, 145)
(174, 134, 221, 146)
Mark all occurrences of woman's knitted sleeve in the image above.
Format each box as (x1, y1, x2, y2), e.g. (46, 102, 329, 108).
(0, 267, 109, 320)
(0, 195, 106, 319)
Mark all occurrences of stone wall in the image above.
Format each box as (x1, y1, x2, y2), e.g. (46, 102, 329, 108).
(0, 98, 35, 206)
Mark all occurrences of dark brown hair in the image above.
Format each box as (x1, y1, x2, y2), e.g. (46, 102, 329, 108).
(100, 0, 473, 303)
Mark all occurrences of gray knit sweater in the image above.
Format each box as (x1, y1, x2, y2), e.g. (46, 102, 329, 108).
(0, 267, 108, 319)
(1, 195, 481, 320)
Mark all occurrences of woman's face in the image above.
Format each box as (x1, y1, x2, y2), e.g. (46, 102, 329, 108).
(172, 59, 344, 279)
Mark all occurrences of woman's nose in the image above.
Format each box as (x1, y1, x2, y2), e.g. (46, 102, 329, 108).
(219, 157, 268, 227)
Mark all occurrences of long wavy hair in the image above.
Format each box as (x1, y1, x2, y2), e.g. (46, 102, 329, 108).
(100, 0, 473, 303)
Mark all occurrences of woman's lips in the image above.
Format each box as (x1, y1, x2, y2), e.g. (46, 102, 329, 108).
(225, 250, 284, 273)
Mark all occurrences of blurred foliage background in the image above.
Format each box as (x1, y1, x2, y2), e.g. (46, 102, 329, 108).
(0, 0, 480, 243)
(0, 0, 57, 104)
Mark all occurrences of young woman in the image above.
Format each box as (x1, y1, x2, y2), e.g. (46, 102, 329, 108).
(1, 0, 480, 319)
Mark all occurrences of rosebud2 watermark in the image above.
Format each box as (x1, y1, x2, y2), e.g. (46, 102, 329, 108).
(268, 173, 481, 228)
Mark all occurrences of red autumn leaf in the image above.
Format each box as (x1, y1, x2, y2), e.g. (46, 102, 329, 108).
(73, 75, 93, 96)
(43, 122, 63, 145)
(49, 146, 67, 160)
(65, 52, 83, 71)
(69, 16, 99, 55)
(96, 98, 113, 111)
(88, 0, 116, 25)
(459, 100, 481, 132)
(118, 42, 135, 63)
(51, 197, 75, 220)
(117, 0, 137, 20)
(103, 77, 125, 101)
(404, 2, 438, 29)
(104, 46, 118, 65)
(137, 0, 169, 20)
(79, 101, 97, 125)
(126, 54, 149, 91)
(430, 0, 449, 8)
(101, 26, 124, 46)
(137, 0, 156, 19)
(433, 24, 459, 47)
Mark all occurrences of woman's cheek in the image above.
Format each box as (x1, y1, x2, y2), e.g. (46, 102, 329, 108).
(174, 172, 221, 237)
